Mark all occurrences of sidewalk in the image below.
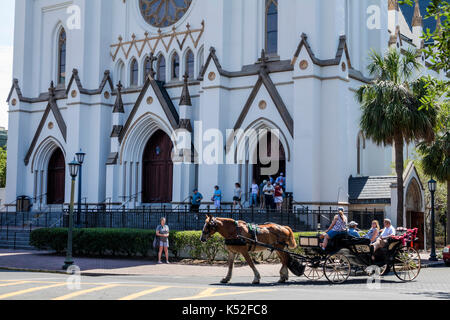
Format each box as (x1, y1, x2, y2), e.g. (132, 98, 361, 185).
(0, 249, 445, 276)
(0, 249, 281, 277)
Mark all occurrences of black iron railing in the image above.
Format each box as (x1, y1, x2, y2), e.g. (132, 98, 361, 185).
(0, 207, 385, 233)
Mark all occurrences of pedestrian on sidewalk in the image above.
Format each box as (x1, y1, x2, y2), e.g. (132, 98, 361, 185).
(233, 183, 243, 210)
(191, 189, 203, 220)
(250, 179, 259, 208)
(156, 217, 170, 264)
(212, 186, 222, 210)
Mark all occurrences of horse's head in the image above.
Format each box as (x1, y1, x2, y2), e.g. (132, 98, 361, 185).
(200, 214, 218, 242)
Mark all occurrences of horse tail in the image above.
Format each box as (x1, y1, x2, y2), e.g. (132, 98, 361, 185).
(285, 226, 297, 249)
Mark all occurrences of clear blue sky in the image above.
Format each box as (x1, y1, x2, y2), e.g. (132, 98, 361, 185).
(0, 0, 15, 130)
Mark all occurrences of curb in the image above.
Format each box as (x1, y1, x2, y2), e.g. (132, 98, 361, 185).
(0, 266, 132, 277)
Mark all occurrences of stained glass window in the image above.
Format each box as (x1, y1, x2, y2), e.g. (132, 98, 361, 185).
(266, 0, 278, 55)
(130, 59, 139, 86)
(144, 56, 152, 79)
(58, 28, 66, 85)
(185, 50, 194, 79)
(172, 53, 180, 80)
(139, 0, 192, 28)
(157, 55, 166, 82)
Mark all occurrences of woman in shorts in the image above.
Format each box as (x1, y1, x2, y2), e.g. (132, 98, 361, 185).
(274, 183, 284, 212)
(233, 183, 243, 210)
(156, 217, 170, 264)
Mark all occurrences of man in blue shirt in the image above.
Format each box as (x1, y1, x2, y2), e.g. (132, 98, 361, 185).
(191, 189, 203, 219)
(348, 221, 361, 238)
(276, 173, 286, 191)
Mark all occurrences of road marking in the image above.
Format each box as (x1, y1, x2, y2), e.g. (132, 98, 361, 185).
(172, 288, 276, 300)
(118, 286, 171, 300)
(173, 288, 218, 300)
(0, 281, 28, 287)
(0, 283, 66, 299)
(52, 284, 120, 300)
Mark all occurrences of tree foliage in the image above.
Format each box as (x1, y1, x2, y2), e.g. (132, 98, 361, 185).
(0, 147, 6, 188)
(356, 48, 438, 226)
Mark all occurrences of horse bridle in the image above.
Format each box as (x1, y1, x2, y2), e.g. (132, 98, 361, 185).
(205, 217, 218, 234)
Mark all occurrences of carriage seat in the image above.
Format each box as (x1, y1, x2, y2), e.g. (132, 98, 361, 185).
(347, 237, 371, 246)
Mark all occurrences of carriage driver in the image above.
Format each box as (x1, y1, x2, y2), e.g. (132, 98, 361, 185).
(371, 219, 396, 259)
(320, 207, 348, 250)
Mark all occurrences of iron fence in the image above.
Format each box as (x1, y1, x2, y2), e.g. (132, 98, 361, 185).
(0, 207, 385, 233)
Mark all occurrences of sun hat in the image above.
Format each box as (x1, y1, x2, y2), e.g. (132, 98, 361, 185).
(348, 221, 358, 227)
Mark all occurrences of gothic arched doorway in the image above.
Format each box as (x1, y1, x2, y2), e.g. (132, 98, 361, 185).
(47, 148, 65, 204)
(142, 130, 174, 203)
(252, 131, 286, 185)
(405, 178, 424, 250)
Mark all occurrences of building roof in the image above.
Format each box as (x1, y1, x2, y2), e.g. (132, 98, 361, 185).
(400, 0, 438, 34)
(349, 176, 397, 204)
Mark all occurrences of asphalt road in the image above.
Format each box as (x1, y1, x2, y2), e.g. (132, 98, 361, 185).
(0, 267, 448, 300)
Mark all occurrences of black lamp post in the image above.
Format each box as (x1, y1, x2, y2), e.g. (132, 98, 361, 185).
(428, 179, 438, 262)
(75, 149, 86, 227)
(63, 158, 80, 270)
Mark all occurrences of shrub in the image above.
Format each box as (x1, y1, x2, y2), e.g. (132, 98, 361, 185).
(30, 228, 323, 261)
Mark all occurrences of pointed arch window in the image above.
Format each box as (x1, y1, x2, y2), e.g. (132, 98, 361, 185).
(198, 47, 204, 77)
(172, 53, 180, 80)
(144, 56, 152, 80)
(130, 59, 139, 86)
(157, 55, 166, 82)
(185, 50, 195, 79)
(357, 131, 366, 176)
(57, 28, 67, 85)
(265, 0, 278, 55)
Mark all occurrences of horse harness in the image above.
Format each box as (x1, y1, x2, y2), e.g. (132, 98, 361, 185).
(224, 221, 288, 252)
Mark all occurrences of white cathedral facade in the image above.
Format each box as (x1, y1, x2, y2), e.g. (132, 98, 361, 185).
(6, 0, 443, 226)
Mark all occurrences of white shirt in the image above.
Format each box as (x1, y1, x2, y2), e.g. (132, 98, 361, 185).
(263, 185, 275, 195)
(251, 184, 259, 194)
(380, 226, 396, 239)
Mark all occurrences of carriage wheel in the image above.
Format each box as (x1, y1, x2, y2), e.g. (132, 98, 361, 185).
(380, 265, 391, 276)
(323, 254, 351, 284)
(393, 246, 421, 282)
(304, 260, 324, 281)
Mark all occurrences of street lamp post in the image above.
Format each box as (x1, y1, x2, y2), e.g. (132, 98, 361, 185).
(63, 158, 80, 270)
(428, 179, 438, 262)
(75, 149, 86, 227)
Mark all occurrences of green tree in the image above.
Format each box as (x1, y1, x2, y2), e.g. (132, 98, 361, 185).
(417, 102, 449, 241)
(356, 48, 438, 226)
(0, 147, 6, 188)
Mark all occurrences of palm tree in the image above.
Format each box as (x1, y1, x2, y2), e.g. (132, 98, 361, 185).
(356, 48, 438, 226)
(417, 102, 449, 242)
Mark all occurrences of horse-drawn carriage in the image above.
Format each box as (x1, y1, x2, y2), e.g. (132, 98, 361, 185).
(243, 228, 421, 284)
(201, 215, 421, 285)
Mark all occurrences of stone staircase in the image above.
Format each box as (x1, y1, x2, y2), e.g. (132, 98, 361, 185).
(0, 229, 34, 250)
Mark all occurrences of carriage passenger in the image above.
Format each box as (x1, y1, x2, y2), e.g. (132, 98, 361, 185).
(320, 207, 348, 250)
(347, 221, 361, 238)
(371, 219, 396, 259)
(365, 220, 380, 244)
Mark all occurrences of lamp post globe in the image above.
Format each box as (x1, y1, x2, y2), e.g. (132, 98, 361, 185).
(75, 149, 86, 227)
(428, 179, 436, 193)
(69, 159, 80, 178)
(428, 179, 438, 262)
(63, 158, 80, 270)
(75, 150, 86, 165)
